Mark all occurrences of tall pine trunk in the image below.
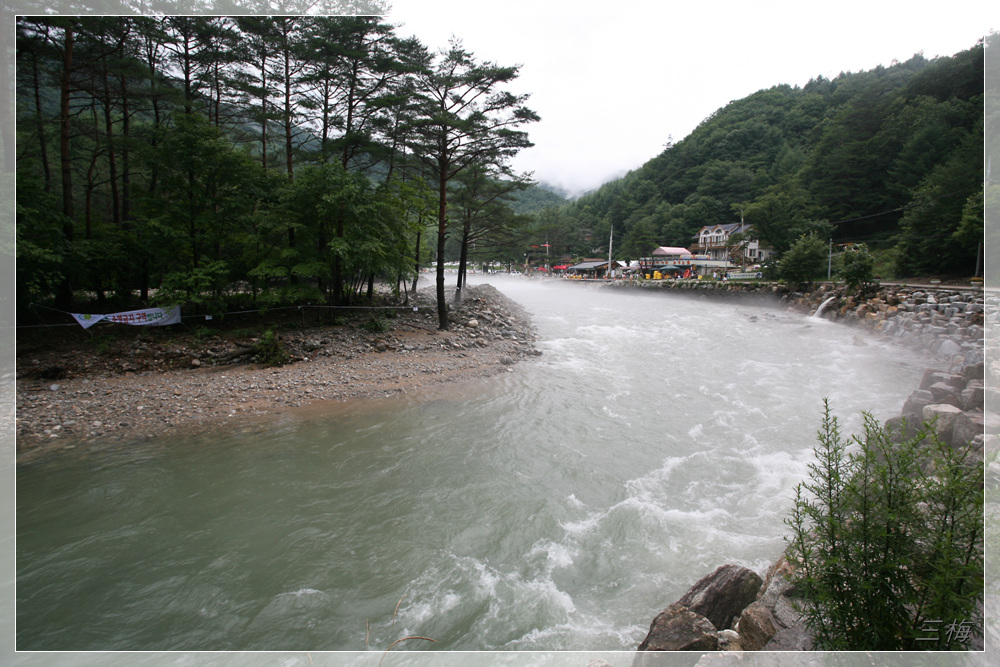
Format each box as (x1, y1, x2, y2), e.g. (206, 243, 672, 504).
(31, 50, 51, 191)
(101, 70, 120, 229)
(435, 164, 448, 330)
(455, 213, 471, 301)
(119, 74, 132, 230)
(56, 25, 75, 308)
(411, 228, 421, 294)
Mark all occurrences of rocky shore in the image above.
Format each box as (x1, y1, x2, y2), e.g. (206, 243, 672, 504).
(608, 279, 988, 366)
(15, 284, 540, 464)
(608, 279, 995, 657)
(634, 367, 993, 658)
(632, 341, 995, 658)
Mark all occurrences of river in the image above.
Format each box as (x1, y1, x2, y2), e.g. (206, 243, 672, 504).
(16, 276, 933, 656)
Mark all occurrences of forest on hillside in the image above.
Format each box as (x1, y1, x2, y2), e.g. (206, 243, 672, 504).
(535, 41, 987, 281)
(15, 17, 991, 327)
(15, 15, 542, 328)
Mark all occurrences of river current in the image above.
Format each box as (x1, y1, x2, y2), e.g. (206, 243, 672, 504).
(16, 276, 933, 654)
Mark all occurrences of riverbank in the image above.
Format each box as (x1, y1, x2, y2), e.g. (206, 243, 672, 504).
(626, 279, 995, 656)
(15, 284, 540, 465)
(635, 352, 994, 655)
(603, 278, 989, 365)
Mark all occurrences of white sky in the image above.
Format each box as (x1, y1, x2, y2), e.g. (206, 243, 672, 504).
(387, 0, 991, 197)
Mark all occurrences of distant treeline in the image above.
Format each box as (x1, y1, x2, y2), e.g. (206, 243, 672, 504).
(532, 40, 987, 280)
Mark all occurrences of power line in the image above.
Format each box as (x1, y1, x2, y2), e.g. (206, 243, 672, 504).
(829, 183, 980, 226)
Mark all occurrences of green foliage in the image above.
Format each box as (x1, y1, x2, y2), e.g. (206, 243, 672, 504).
(510, 184, 568, 215)
(362, 313, 390, 333)
(151, 260, 231, 315)
(193, 325, 216, 340)
(531, 45, 981, 278)
(779, 234, 828, 285)
(15, 182, 68, 305)
(786, 401, 984, 650)
(893, 125, 984, 277)
(839, 243, 876, 293)
(951, 187, 985, 248)
(251, 329, 291, 366)
(14, 16, 984, 321)
(88, 331, 116, 356)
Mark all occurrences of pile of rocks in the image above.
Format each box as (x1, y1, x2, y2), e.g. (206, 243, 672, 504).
(784, 284, 987, 360)
(633, 561, 810, 662)
(888, 364, 993, 468)
(634, 352, 992, 658)
(608, 279, 989, 363)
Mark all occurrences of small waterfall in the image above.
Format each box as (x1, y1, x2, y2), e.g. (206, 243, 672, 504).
(813, 295, 838, 318)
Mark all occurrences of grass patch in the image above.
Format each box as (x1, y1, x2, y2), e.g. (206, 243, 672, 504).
(251, 329, 291, 366)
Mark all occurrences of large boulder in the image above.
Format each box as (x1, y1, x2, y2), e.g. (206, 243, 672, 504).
(884, 415, 919, 443)
(922, 403, 964, 440)
(901, 390, 934, 422)
(928, 382, 962, 408)
(737, 602, 777, 651)
(765, 623, 816, 651)
(634, 603, 719, 656)
(920, 369, 957, 390)
(675, 564, 763, 631)
(961, 361, 985, 384)
(961, 381, 985, 411)
(756, 555, 814, 651)
(756, 557, 800, 628)
(950, 411, 986, 451)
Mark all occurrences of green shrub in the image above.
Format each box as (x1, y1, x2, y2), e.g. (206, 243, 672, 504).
(839, 243, 876, 294)
(780, 234, 828, 286)
(89, 331, 115, 356)
(785, 400, 984, 650)
(252, 329, 291, 366)
(362, 314, 390, 333)
(193, 325, 216, 340)
(152, 260, 230, 315)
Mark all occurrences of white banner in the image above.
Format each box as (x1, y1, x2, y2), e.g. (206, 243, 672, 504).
(70, 313, 105, 329)
(71, 307, 181, 329)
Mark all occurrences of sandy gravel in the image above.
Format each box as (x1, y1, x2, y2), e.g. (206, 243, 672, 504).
(15, 284, 539, 464)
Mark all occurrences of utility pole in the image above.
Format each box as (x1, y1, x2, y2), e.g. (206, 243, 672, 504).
(607, 227, 614, 280)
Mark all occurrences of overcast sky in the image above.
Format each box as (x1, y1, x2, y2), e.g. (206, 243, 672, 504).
(388, 0, 990, 197)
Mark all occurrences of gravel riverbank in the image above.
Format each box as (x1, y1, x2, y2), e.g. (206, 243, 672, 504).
(15, 284, 539, 465)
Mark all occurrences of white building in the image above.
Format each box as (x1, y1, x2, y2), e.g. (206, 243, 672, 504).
(692, 223, 771, 267)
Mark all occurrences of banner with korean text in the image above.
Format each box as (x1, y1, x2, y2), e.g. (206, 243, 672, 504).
(71, 307, 181, 329)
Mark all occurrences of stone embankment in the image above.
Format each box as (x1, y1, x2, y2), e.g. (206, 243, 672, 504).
(607, 279, 988, 364)
(627, 280, 995, 658)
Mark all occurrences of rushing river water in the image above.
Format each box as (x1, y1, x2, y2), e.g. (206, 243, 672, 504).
(16, 276, 934, 654)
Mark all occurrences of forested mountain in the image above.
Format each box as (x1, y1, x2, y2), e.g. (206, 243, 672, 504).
(511, 183, 567, 214)
(15, 16, 987, 326)
(15, 15, 538, 327)
(537, 43, 985, 278)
